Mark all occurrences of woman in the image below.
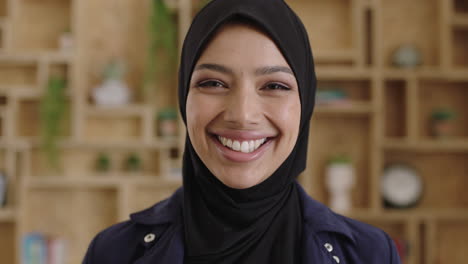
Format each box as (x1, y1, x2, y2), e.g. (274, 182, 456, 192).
(83, 0, 401, 263)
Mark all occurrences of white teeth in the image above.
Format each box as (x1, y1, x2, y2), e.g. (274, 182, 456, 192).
(249, 140, 255, 152)
(232, 140, 241, 151)
(217, 136, 267, 153)
(240, 141, 249, 153)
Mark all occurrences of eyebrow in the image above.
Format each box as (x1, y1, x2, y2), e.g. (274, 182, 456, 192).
(194, 63, 294, 76)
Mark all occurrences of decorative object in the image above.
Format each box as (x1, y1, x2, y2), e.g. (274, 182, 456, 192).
(381, 164, 423, 208)
(392, 237, 410, 263)
(169, 148, 182, 181)
(59, 28, 74, 52)
(142, 0, 177, 100)
(95, 153, 111, 172)
(92, 58, 131, 107)
(325, 154, 355, 213)
(48, 237, 68, 264)
(392, 44, 422, 68)
(316, 88, 351, 107)
(125, 153, 142, 172)
(22, 233, 48, 264)
(430, 107, 457, 138)
(0, 171, 6, 207)
(40, 75, 68, 170)
(157, 108, 178, 138)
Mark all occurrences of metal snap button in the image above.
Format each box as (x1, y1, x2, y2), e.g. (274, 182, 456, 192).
(324, 243, 333, 252)
(333, 255, 340, 263)
(144, 233, 156, 243)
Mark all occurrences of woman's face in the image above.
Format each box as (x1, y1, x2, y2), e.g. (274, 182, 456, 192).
(186, 24, 301, 189)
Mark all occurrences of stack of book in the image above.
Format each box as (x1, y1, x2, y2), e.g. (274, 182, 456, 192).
(22, 233, 67, 264)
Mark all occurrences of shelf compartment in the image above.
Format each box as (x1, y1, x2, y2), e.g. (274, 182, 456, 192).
(84, 105, 154, 142)
(307, 115, 372, 209)
(384, 151, 468, 209)
(454, 0, 468, 14)
(0, 0, 7, 17)
(0, 222, 16, 264)
(23, 188, 118, 264)
(0, 61, 38, 87)
(452, 28, 468, 67)
(11, 0, 71, 52)
(418, 79, 468, 139)
(30, 147, 165, 178)
(318, 79, 372, 100)
(287, 0, 356, 65)
(384, 80, 407, 139)
(381, 0, 440, 67)
(434, 219, 468, 264)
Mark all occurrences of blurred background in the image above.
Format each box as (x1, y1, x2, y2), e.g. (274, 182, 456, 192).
(0, 0, 467, 263)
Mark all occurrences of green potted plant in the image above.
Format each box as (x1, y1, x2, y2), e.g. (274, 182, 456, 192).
(95, 153, 111, 173)
(125, 153, 142, 172)
(142, 0, 178, 101)
(431, 107, 457, 138)
(156, 107, 178, 138)
(40, 75, 68, 171)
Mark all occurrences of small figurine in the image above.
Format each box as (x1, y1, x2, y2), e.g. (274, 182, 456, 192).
(325, 154, 355, 213)
(392, 44, 422, 68)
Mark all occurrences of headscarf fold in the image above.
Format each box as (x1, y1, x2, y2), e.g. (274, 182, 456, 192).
(178, 0, 317, 263)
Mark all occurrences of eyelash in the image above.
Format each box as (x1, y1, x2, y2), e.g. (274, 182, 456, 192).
(263, 82, 291, 91)
(196, 80, 227, 89)
(196, 80, 291, 91)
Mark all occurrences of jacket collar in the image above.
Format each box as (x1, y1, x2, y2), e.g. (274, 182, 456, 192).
(130, 182, 355, 244)
(130, 188, 184, 225)
(296, 183, 356, 244)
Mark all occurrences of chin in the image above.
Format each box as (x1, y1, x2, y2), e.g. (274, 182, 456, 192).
(218, 172, 265, 189)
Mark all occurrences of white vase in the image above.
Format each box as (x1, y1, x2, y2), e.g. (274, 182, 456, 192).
(92, 79, 131, 107)
(325, 163, 355, 213)
(59, 33, 74, 52)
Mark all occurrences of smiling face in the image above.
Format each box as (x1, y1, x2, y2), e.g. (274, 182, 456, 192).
(186, 23, 301, 189)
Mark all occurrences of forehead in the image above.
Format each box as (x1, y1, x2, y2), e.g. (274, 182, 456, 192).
(196, 23, 290, 69)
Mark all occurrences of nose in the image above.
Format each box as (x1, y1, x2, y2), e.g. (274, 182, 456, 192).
(223, 84, 261, 126)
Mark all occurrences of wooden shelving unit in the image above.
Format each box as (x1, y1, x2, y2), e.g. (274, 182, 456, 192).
(291, 0, 468, 264)
(0, 0, 465, 263)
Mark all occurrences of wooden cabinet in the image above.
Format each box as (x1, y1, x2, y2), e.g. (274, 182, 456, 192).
(0, 0, 466, 263)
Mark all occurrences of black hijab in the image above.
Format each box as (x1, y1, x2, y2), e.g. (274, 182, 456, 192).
(178, 0, 316, 263)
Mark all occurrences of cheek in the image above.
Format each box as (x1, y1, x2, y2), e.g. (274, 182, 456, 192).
(186, 93, 221, 142)
(269, 98, 301, 138)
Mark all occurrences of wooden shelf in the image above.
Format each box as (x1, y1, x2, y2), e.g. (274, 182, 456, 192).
(315, 102, 373, 115)
(85, 104, 151, 117)
(0, 208, 15, 222)
(25, 176, 182, 189)
(452, 14, 468, 28)
(383, 139, 468, 152)
(0, 0, 465, 263)
(347, 209, 468, 220)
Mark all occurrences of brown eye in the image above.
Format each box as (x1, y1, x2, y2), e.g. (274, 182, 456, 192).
(197, 80, 227, 88)
(263, 82, 290, 91)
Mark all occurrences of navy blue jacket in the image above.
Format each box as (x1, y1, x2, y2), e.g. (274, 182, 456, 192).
(83, 183, 401, 263)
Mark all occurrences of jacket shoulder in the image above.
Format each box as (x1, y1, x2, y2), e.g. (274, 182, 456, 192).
(82, 219, 148, 264)
(337, 214, 401, 264)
